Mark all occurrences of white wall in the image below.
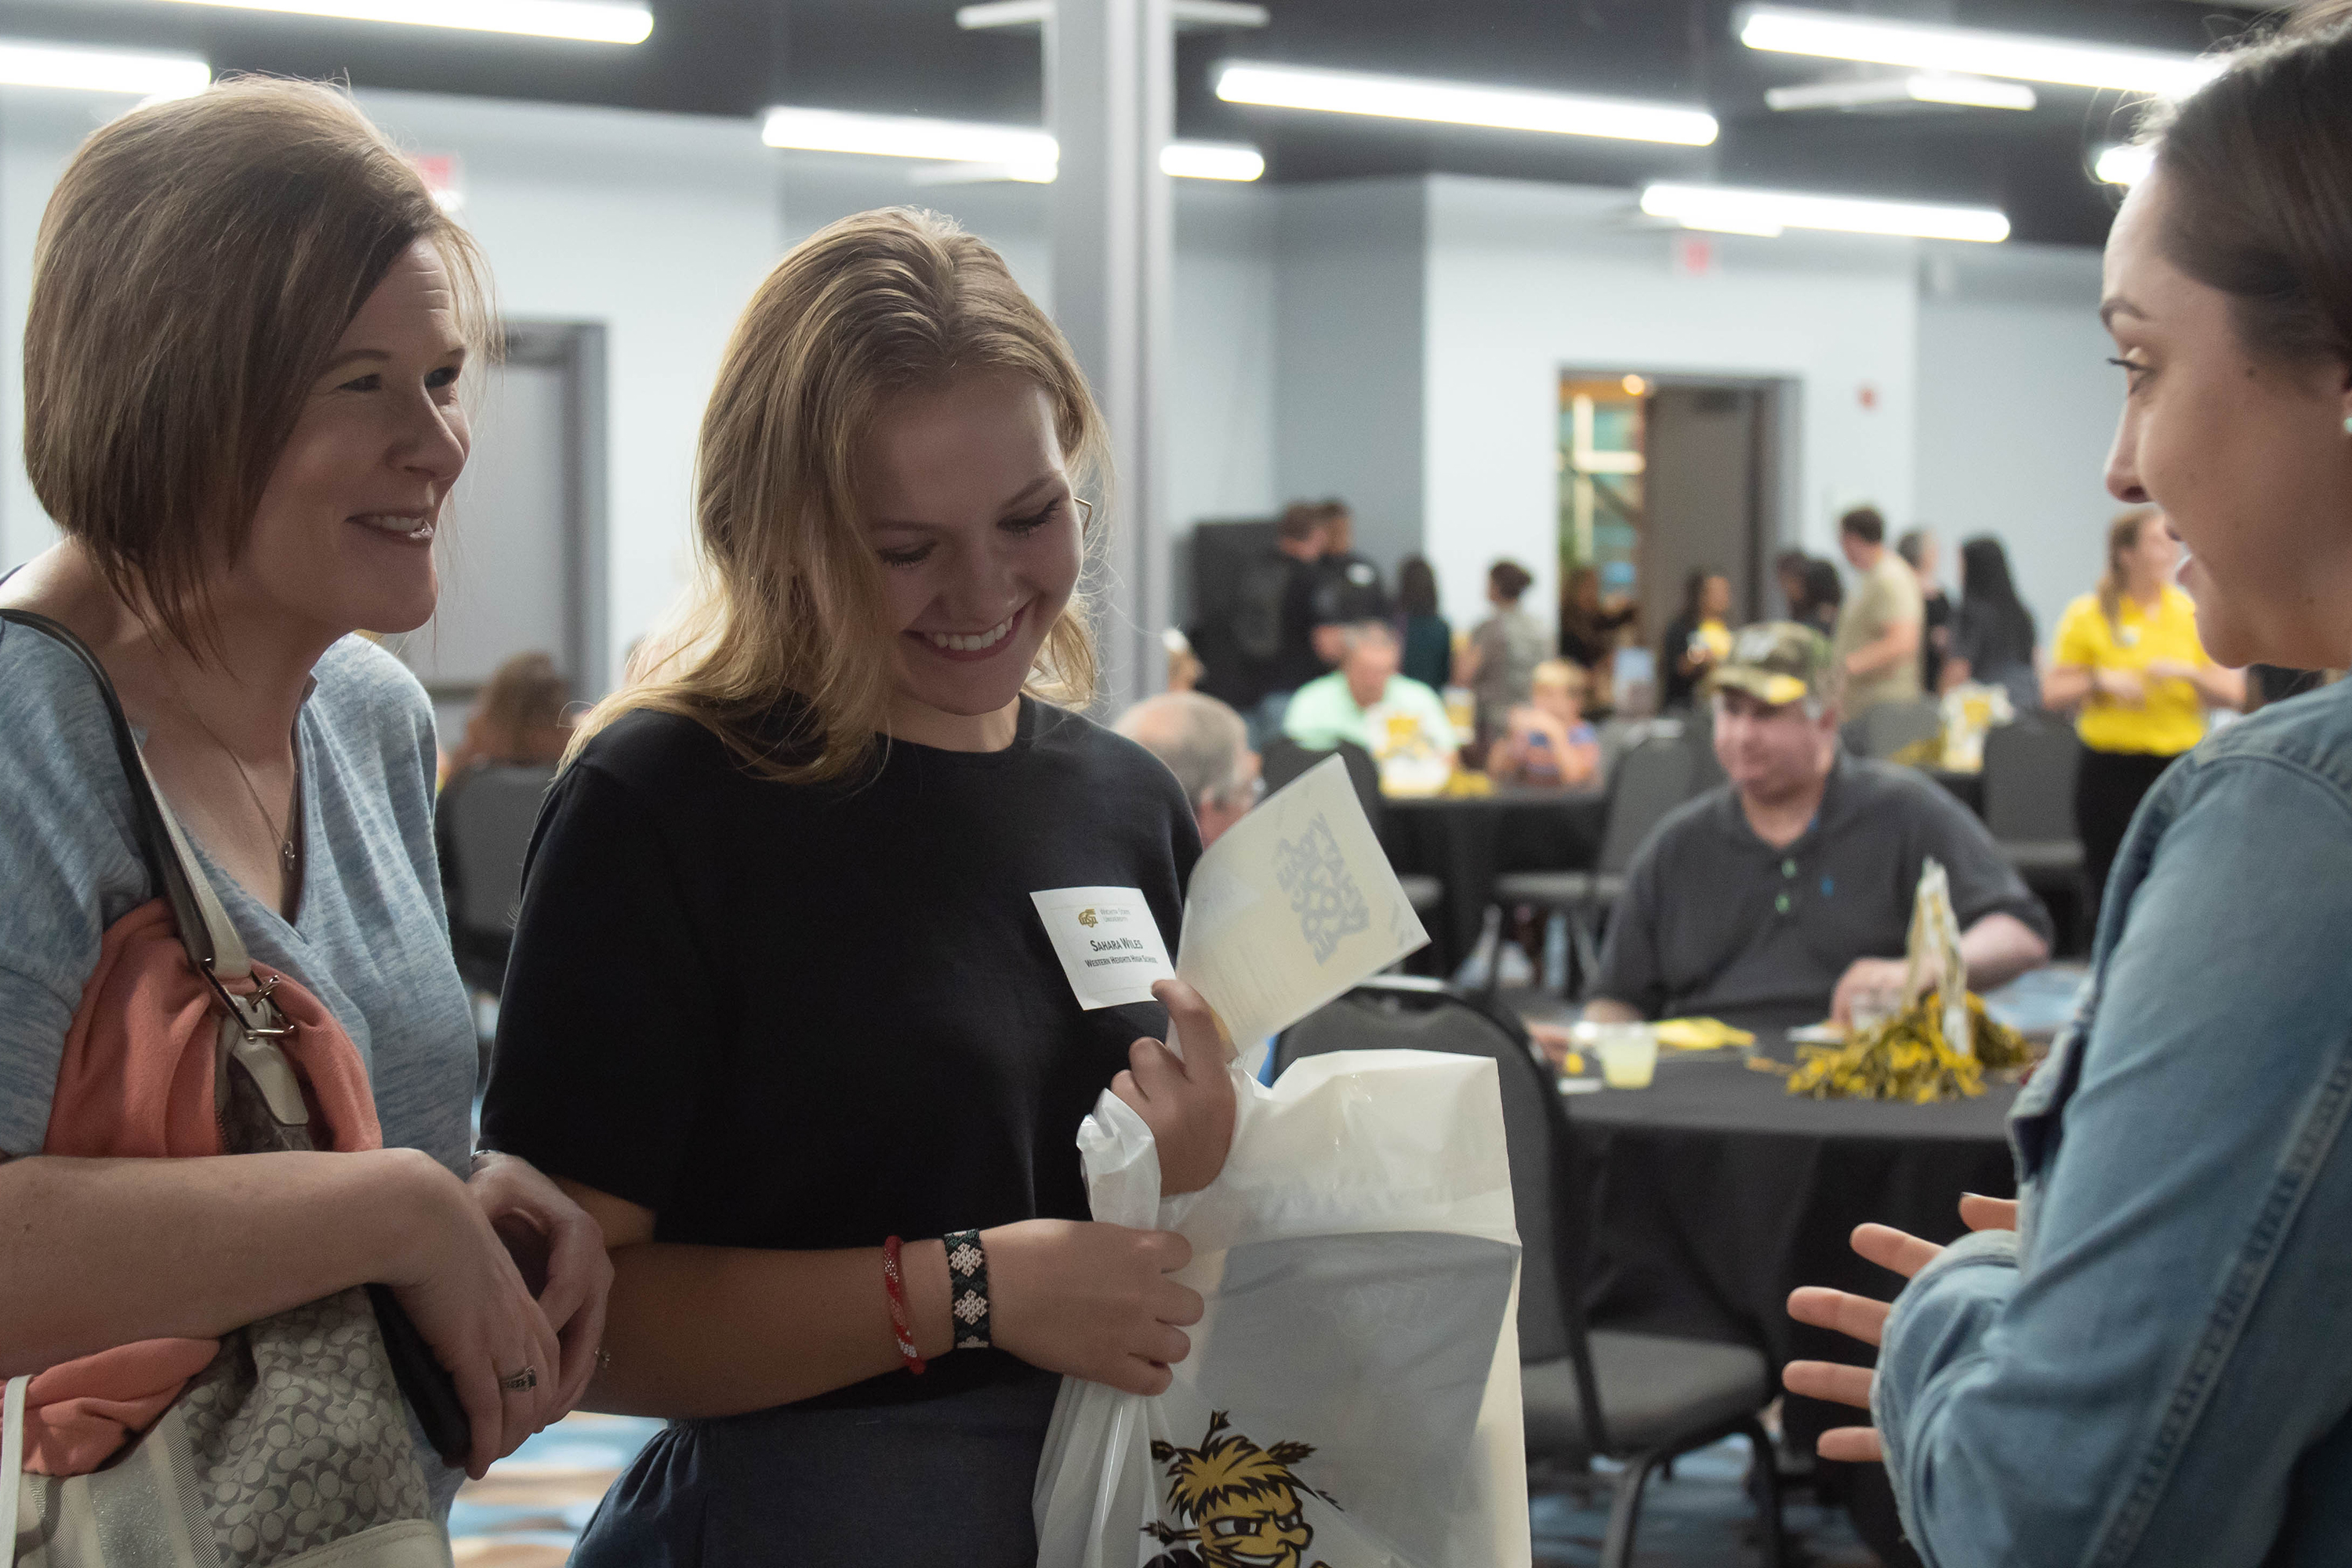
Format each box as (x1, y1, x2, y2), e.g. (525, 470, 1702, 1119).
(1420, 175, 1920, 635)
(0, 89, 123, 573)
(0, 87, 1281, 686)
(1912, 243, 2122, 641)
(1272, 179, 1428, 579)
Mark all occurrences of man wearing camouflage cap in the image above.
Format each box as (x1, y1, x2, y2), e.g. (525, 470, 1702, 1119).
(1581, 622, 2049, 1033)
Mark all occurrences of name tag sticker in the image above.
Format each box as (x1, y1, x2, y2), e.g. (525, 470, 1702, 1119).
(1031, 885, 1175, 1010)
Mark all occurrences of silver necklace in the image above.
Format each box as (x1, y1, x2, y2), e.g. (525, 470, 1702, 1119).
(180, 700, 299, 873)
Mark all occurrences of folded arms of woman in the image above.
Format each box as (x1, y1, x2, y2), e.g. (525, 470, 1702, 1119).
(0, 1145, 568, 1476)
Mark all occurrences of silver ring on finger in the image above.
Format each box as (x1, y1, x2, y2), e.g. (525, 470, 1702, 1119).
(497, 1366, 539, 1394)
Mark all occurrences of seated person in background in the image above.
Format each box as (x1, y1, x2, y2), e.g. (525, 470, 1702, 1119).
(1115, 690, 1261, 848)
(440, 648, 571, 784)
(1282, 615, 1458, 773)
(1581, 622, 2050, 1035)
(436, 650, 574, 994)
(1486, 659, 1600, 788)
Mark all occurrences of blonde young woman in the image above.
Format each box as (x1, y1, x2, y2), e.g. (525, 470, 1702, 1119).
(0, 81, 605, 1506)
(479, 209, 1234, 1563)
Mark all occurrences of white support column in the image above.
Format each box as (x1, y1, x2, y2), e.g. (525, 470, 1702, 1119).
(1049, 0, 1173, 713)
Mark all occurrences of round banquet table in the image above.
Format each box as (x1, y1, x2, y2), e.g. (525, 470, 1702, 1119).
(1562, 1042, 2019, 1559)
(1377, 785, 1607, 972)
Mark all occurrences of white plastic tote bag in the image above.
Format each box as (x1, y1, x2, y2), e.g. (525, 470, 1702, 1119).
(1032, 757, 1530, 1568)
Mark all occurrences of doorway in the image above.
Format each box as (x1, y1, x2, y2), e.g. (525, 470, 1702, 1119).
(1557, 369, 1791, 660)
(390, 321, 608, 745)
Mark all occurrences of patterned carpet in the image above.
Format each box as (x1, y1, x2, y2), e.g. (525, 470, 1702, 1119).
(452, 1418, 1878, 1566)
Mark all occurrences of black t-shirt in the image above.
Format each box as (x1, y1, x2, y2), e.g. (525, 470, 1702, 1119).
(1267, 554, 1330, 695)
(1922, 588, 1954, 692)
(1594, 754, 2051, 1031)
(480, 696, 1200, 1407)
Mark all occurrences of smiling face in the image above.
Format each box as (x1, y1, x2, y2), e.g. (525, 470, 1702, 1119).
(862, 372, 1085, 745)
(215, 238, 470, 642)
(1194, 1483, 1313, 1568)
(2103, 172, 2352, 669)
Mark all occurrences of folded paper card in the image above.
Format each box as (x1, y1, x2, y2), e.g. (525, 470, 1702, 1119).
(1175, 753, 1430, 1051)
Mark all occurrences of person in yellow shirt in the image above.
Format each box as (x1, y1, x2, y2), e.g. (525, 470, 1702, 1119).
(2045, 506, 2245, 906)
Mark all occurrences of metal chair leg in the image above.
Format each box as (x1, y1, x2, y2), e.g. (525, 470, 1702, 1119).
(1599, 1450, 1663, 1568)
(1567, 907, 1603, 1001)
(1740, 1417, 1790, 1568)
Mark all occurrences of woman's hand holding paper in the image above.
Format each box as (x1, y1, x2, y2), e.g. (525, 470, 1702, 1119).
(1112, 978, 1237, 1197)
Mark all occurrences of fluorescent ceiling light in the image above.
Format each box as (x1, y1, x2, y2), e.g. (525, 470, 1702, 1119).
(1640, 182, 2010, 243)
(762, 107, 1055, 165)
(153, 0, 652, 44)
(760, 108, 1261, 182)
(1740, 6, 2220, 96)
(1160, 140, 1264, 180)
(957, 0, 1267, 29)
(1214, 60, 1718, 147)
(1765, 73, 2037, 112)
(2095, 143, 2156, 186)
(0, 39, 209, 96)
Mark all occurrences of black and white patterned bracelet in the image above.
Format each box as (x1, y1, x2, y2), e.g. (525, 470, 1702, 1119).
(944, 1229, 992, 1350)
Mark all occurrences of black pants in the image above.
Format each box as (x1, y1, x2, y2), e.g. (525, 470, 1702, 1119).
(2075, 743, 2181, 919)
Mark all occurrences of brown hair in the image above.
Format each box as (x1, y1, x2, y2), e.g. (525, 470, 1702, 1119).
(1276, 502, 1327, 546)
(1488, 559, 1534, 603)
(24, 77, 492, 655)
(2098, 506, 2162, 629)
(569, 207, 1107, 784)
(447, 652, 571, 775)
(2136, 3, 2352, 368)
(1838, 505, 1886, 546)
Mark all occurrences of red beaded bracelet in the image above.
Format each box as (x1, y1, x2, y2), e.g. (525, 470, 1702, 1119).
(881, 1236, 926, 1375)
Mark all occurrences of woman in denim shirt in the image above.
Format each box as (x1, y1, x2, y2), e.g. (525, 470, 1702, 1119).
(1784, 9, 2352, 1564)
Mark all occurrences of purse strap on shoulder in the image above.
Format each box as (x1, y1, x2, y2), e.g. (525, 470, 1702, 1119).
(0, 608, 254, 984)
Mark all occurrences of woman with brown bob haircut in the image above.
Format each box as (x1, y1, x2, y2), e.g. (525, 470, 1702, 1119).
(0, 78, 610, 1507)
(1786, 5, 2352, 1562)
(479, 208, 1236, 1563)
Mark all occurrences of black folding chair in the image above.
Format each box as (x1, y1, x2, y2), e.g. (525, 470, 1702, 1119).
(1982, 717, 2086, 946)
(435, 762, 557, 998)
(1489, 734, 1698, 996)
(1276, 978, 1785, 1568)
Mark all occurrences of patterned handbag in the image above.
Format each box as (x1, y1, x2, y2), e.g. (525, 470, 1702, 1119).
(1, 610, 452, 1568)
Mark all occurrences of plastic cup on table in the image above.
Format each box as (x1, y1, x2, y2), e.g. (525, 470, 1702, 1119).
(1595, 1025, 1659, 1090)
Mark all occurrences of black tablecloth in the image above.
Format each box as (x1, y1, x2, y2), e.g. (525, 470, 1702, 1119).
(1378, 788, 1608, 971)
(1563, 1046, 2017, 1555)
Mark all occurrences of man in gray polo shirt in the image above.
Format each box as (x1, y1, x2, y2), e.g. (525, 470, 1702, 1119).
(1585, 622, 2051, 1033)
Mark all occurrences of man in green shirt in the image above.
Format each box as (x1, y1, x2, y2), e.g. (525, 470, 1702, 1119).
(1282, 617, 1459, 764)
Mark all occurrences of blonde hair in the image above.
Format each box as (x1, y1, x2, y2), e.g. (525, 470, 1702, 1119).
(570, 208, 1106, 782)
(2097, 506, 2161, 630)
(24, 77, 492, 655)
(1530, 658, 1587, 697)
